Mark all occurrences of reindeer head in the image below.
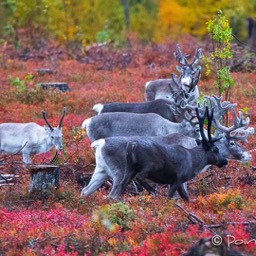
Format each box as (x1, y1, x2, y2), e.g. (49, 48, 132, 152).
(173, 44, 202, 93)
(206, 95, 254, 163)
(179, 119, 200, 140)
(42, 107, 66, 151)
(196, 107, 228, 168)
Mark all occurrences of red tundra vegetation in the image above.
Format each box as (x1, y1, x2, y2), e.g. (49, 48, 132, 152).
(0, 36, 255, 255)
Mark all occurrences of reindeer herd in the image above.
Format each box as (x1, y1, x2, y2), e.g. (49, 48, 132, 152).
(0, 45, 254, 201)
(81, 45, 254, 201)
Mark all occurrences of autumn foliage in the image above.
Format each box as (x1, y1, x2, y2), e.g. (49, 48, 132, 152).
(0, 0, 254, 47)
(0, 36, 255, 255)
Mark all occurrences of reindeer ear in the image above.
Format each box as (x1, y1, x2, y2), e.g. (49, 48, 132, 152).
(176, 65, 183, 73)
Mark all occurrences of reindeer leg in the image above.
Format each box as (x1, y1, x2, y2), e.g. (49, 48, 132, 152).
(177, 184, 189, 201)
(80, 167, 108, 197)
(135, 177, 156, 197)
(167, 183, 179, 199)
(109, 168, 138, 199)
(22, 152, 31, 164)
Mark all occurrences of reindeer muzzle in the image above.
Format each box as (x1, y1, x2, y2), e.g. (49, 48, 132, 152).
(241, 152, 252, 163)
(56, 145, 63, 151)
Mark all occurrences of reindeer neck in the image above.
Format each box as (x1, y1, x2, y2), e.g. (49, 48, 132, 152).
(171, 74, 181, 87)
(165, 122, 182, 133)
(40, 129, 54, 151)
(190, 146, 209, 173)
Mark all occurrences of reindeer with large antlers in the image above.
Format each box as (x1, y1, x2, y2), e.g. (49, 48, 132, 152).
(138, 96, 254, 198)
(176, 94, 254, 158)
(145, 44, 202, 102)
(81, 107, 228, 200)
(0, 107, 66, 164)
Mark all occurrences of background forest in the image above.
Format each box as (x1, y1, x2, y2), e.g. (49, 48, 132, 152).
(1, 0, 256, 48)
(0, 1, 256, 255)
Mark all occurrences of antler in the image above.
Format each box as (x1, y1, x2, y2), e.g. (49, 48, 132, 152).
(42, 111, 54, 131)
(205, 95, 237, 121)
(178, 94, 208, 119)
(213, 105, 252, 142)
(226, 127, 254, 143)
(196, 106, 220, 145)
(173, 44, 189, 65)
(205, 95, 254, 142)
(174, 45, 202, 67)
(190, 48, 203, 66)
(58, 107, 66, 128)
(168, 74, 181, 93)
(196, 107, 208, 143)
(175, 90, 195, 105)
(168, 90, 197, 121)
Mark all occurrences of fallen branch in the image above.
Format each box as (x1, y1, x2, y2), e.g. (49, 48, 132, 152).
(187, 173, 213, 185)
(175, 203, 253, 234)
(175, 203, 205, 225)
(0, 183, 15, 186)
(0, 173, 20, 186)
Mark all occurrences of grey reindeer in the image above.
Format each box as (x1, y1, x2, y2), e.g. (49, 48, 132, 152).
(145, 44, 202, 102)
(0, 108, 66, 164)
(81, 107, 228, 200)
(82, 111, 200, 142)
(92, 90, 196, 122)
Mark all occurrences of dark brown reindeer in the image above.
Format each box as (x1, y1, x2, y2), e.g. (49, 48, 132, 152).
(134, 96, 254, 197)
(81, 107, 228, 200)
(145, 44, 202, 102)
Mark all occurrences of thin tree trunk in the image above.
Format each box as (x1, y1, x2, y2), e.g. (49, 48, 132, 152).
(247, 18, 256, 51)
(62, 0, 70, 52)
(121, 0, 130, 46)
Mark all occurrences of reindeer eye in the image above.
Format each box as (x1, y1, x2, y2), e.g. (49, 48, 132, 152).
(230, 141, 235, 146)
(51, 136, 54, 140)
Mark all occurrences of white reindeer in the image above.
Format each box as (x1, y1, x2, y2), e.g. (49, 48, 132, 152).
(0, 108, 66, 164)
